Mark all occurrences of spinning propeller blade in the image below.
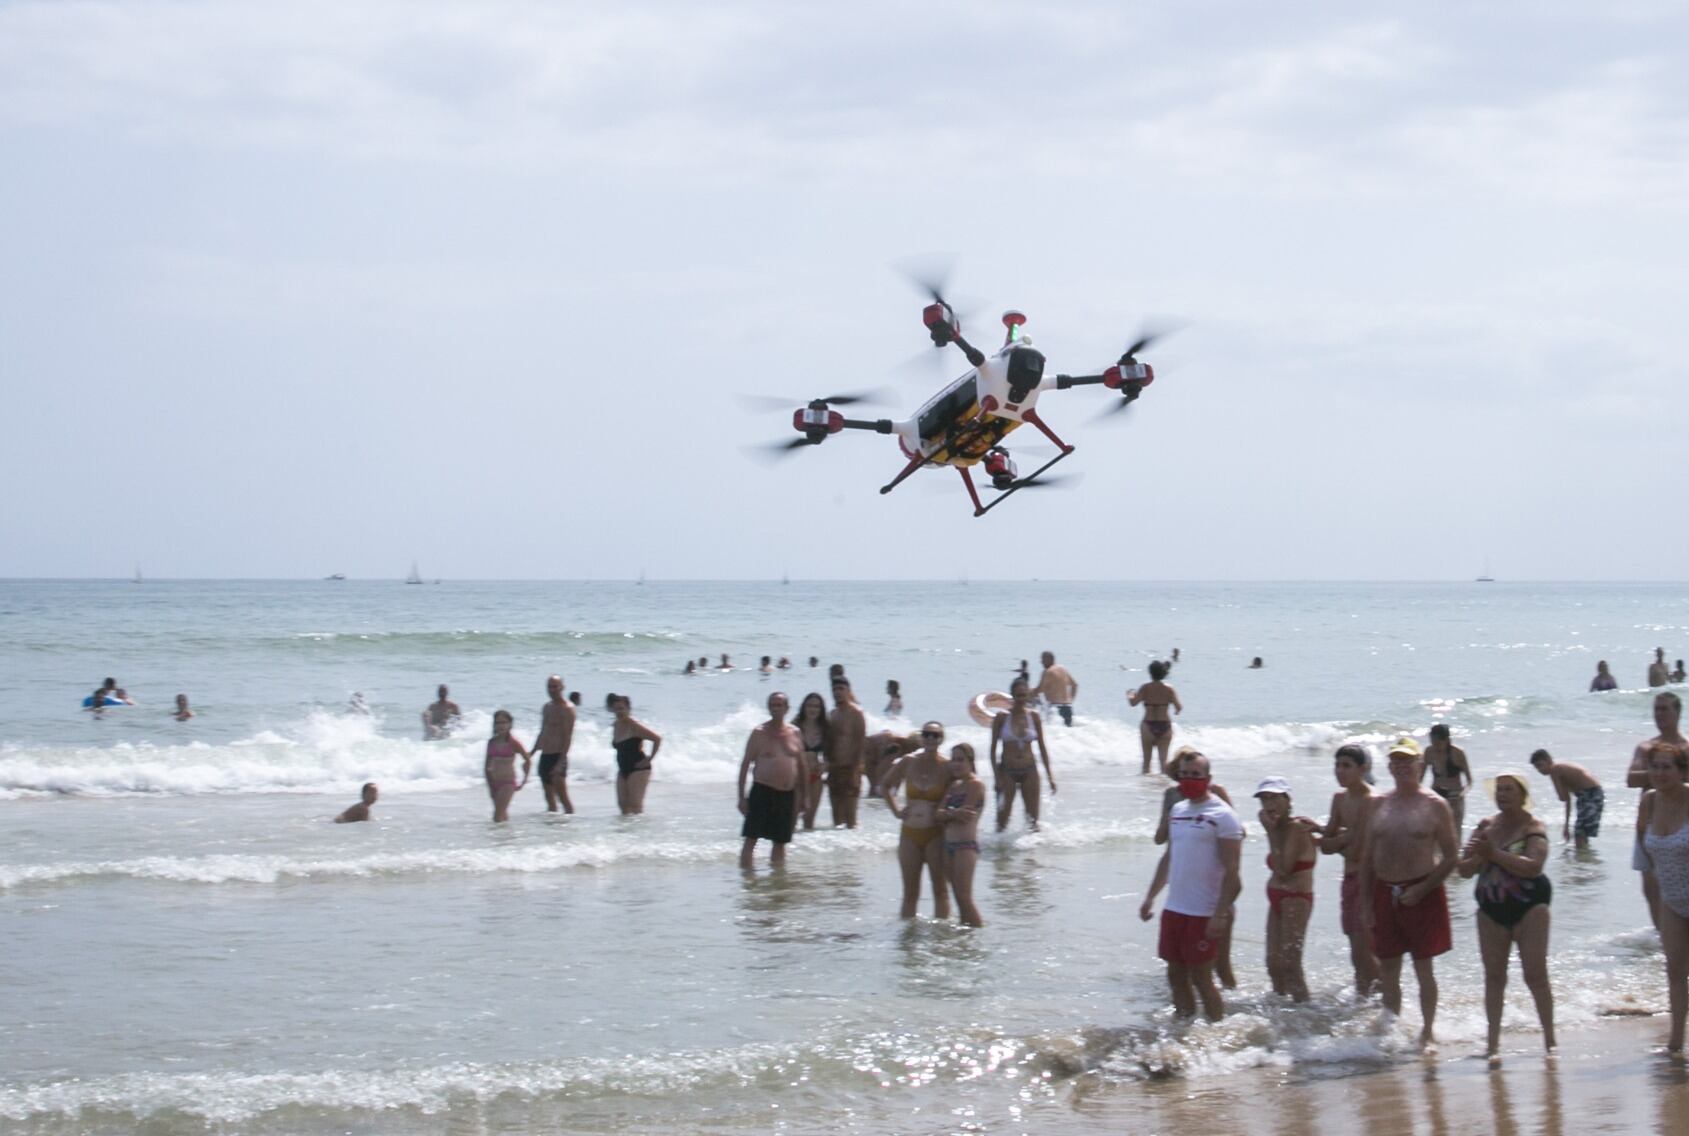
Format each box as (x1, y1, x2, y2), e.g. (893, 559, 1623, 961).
(741, 436, 821, 463)
(1091, 396, 1138, 425)
(735, 387, 895, 413)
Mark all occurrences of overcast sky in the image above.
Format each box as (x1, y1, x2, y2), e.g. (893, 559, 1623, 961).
(4, 1, 1686, 580)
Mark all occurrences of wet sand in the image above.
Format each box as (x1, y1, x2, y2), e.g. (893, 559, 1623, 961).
(1067, 1015, 1689, 1136)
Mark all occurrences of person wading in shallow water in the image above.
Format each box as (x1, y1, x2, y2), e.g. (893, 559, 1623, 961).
(991, 676, 1054, 831)
(738, 692, 801, 870)
(535, 675, 576, 815)
(1313, 743, 1379, 996)
(1139, 751, 1243, 1021)
(1128, 661, 1181, 775)
(1629, 692, 1686, 930)
(825, 678, 866, 828)
(1360, 738, 1460, 1049)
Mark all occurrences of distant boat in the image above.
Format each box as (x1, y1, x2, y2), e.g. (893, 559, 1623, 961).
(1476, 558, 1495, 583)
(405, 561, 423, 585)
(325, 573, 346, 581)
(132, 564, 142, 584)
(637, 569, 645, 586)
(781, 571, 789, 586)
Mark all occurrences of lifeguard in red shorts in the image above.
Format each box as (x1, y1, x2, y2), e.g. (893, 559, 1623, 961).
(1139, 751, 1244, 1021)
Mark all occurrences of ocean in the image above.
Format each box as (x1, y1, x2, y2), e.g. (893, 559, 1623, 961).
(1, 579, 1685, 1133)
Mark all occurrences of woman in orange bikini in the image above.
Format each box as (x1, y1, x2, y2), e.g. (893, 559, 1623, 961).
(881, 720, 953, 919)
(992, 677, 1055, 832)
(1128, 660, 1182, 775)
(1255, 776, 1316, 1002)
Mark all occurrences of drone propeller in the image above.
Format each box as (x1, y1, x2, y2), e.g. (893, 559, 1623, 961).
(897, 254, 955, 308)
(741, 435, 823, 462)
(1117, 320, 1187, 363)
(736, 387, 895, 413)
(1091, 396, 1138, 425)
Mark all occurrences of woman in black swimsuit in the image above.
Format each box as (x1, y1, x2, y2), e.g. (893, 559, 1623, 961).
(1423, 723, 1472, 837)
(1457, 771, 1555, 1062)
(794, 692, 828, 830)
(608, 693, 662, 816)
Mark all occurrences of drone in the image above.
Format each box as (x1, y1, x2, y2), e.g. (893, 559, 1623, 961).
(749, 277, 1170, 516)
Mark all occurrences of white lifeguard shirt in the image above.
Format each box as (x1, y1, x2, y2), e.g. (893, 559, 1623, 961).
(1165, 795, 1244, 916)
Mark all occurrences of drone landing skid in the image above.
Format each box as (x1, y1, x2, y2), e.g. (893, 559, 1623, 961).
(970, 449, 1074, 518)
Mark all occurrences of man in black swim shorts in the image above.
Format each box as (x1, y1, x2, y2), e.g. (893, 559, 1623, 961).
(535, 674, 576, 814)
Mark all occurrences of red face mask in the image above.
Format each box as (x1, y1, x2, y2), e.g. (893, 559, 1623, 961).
(1177, 776, 1211, 800)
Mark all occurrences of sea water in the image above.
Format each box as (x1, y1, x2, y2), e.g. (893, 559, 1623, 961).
(1, 579, 1684, 1132)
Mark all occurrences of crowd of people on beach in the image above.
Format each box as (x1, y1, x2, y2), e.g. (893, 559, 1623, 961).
(76, 645, 1689, 1058)
(1129, 689, 1689, 1065)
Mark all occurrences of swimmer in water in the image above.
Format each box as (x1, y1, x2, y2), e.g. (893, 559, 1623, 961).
(423, 684, 461, 740)
(173, 694, 194, 721)
(335, 782, 379, 823)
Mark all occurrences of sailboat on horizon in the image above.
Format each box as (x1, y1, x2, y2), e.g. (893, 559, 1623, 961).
(405, 560, 423, 585)
(132, 564, 142, 584)
(1476, 557, 1495, 583)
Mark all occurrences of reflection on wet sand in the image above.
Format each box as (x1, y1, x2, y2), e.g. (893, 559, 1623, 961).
(1061, 1019, 1683, 1136)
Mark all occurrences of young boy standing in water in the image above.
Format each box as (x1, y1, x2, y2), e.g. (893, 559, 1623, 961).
(1315, 744, 1378, 996)
(1529, 748, 1604, 848)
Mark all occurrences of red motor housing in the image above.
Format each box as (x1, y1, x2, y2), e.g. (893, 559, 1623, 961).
(983, 447, 1018, 488)
(922, 302, 958, 345)
(793, 407, 844, 435)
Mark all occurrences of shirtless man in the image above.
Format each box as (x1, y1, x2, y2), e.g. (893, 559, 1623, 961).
(1359, 738, 1460, 1046)
(534, 675, 577, 814)
(738, 692, 803, 869)
(1529, 748, 1603, 848)
(1650, 648, 1671, 688)
(1629, 691, 1685, 928)
(1421, 724, 1472, 837)
(422, 684, 461, 740)
(335, 782, 379, 823)
(173, 694, 195, 721)
(1128, 661, 1181, 775)
(825, 678, 866, 827)
(1034, 651, 1078, 727)
(1313, 743, 1378, 995)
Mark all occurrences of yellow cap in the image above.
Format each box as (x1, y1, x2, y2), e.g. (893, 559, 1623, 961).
(1387, 737, 1422, 759)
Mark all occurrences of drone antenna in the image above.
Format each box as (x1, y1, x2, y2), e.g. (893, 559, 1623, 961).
(1001, 310, 1026, 347)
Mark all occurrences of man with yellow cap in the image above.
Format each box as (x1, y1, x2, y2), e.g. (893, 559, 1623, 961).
(1358, 736, 1461, 1047)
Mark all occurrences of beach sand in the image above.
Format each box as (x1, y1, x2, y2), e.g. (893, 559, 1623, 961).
(1067, 1015, 1689, 1136)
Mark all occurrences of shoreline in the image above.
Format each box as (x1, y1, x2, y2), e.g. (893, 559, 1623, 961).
(1071, 1013, 1689, 1135)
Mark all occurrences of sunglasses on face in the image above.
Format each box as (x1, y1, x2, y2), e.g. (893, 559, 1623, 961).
(922, 731, 943, 740)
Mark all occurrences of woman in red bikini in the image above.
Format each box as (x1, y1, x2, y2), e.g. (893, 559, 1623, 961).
(1256, 776, 1315, 1002)
(1128, 660, 1182, 775)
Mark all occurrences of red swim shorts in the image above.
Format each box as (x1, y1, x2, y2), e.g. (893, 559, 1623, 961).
(1158, 910, 1218, 966)
(1369, 877, 1452, 961)
(1341, 873, 1363, 936)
